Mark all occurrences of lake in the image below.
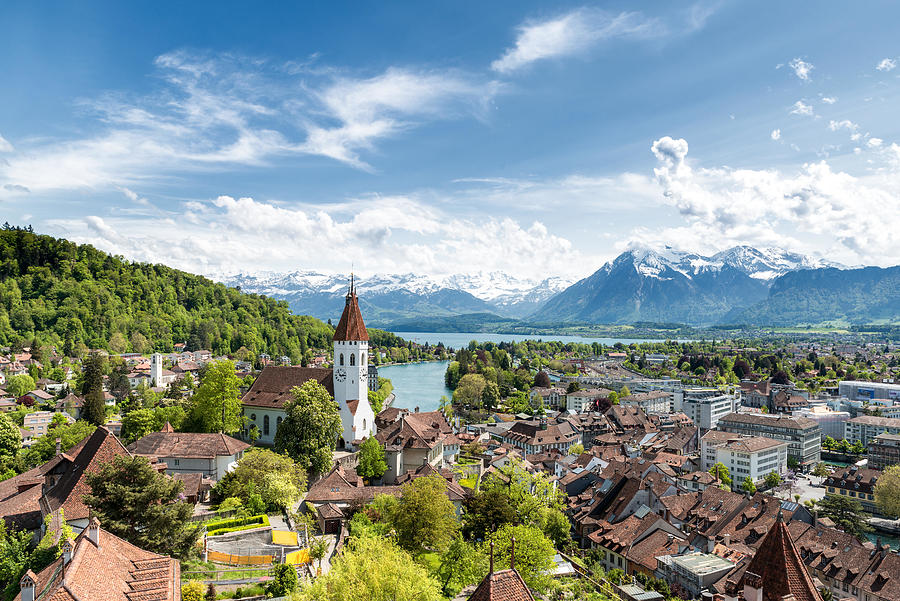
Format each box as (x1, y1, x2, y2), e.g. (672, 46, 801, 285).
(390, 331, 678, 349)
(378, 332, 677, 413)
(377, 360, 453, 413)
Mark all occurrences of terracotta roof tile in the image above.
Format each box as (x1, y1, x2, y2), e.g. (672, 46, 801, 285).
(332, 287, 369, 342)
(468, 568, 535, 601)
(127, 429, 249, 459)
(241, 366, 333, 408)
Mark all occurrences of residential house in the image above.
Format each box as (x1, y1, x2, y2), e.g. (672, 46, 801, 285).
(23, 411, 72, 438)
(375, 409, 453, 483)
(127, 423, 250, 480)
(497, 417, 581, 456)
(823, 465, 880, 515)
(567, 388, 613, 413)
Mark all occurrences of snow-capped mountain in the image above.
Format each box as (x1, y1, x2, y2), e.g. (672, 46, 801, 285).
(220, 270, 575, 324)
(532, 245, 845, 326)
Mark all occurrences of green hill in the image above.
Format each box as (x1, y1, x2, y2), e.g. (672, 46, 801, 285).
(0, 226, 333, 360)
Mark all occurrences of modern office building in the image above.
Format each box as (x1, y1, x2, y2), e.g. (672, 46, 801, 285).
(867, 433, 900, 470)
(717, 412, 821, 470)
(844, 415, 900, 446)
(683, 391, 740, 431)
(792, 405, 851, 439)
(838, 380, 900, 402)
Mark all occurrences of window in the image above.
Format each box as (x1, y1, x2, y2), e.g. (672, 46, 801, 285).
(264, 415, 270, 436)
(173, 459, 180, 466)
(250, 413, 257, 422)
(277, 416, 283, 429)
(340, 354, 344, 366)
(361, 352, 366, 365)
(363, 418, 367, 431)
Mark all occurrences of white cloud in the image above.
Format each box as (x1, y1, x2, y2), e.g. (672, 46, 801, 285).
(0, 52, 500, 192)
(788, 57, 814, 81)
(491, 8, 663, 73)
(821, 96, 837, 104)
(868, 137, 883, 148)
(646, 136, 900, 265)
(790, 100, 814, 116)
(0, 134, 13, 153)
(770, 129, 781, 141)
(876, 58, 896, 72)
(48, 194, 588, 280)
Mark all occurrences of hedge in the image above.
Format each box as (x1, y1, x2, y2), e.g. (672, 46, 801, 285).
(205, 514, 269, 534)
(207, 522, 271, 537)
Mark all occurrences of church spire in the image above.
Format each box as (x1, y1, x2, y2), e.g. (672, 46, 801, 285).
(333, 273, 368, 342)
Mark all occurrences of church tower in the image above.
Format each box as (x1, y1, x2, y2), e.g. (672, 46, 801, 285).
(332, 276, 375, 448)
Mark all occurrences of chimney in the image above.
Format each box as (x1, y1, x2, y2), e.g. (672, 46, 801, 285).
(707, 538, 715, 553)
(723, 533, 731, 546)
(415, 406, 419, 413)
(511, 536, 516, 570)
(87, 516, 100, 547)
(20, 570, 36, 601)
(489, 541, 494, 575)
(62, 537, 74, 566)
(55, 437, 61, 456)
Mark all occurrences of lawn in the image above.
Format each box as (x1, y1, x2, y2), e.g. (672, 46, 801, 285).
(416, 551, 441, 573)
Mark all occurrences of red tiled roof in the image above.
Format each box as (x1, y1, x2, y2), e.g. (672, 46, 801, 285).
(14, 520, 179, 601)
(127, 429, 249, 459)
(468, 568, 535, 601)
(241, 366, 333, 408)
(332, 287, 369, 342)
(727, 514, 821, 601)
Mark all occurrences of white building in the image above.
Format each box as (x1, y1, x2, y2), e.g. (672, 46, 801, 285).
(792, 405, 851, 439)
(844, 415, 900, 446)
(566, 388, 612, 413)
(683, 392, 740, 430)
(713, 436, 788, 487)
(838, 380, 900, 402)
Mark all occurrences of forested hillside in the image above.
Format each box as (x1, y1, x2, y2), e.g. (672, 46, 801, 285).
(0, 226, 334, 360)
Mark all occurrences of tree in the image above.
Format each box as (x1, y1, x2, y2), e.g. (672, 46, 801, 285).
(0, 519, 32, 600)
(356, 437, 388, 481)
(874, 465, 900, 518)
(619, 385, 630, 397)
(83, 455, 198, 557)
(189, 360, 243, 434)
(437, 536, 488, 597)
(213, 448, 306, 511)
(815, 495, 872, 539)
(813, 462, 830, 478)
(538, 506, 572, 549)
(391, 475, 459, 553)
(764, 471, 782, 488)
(309, 536, 329, 573)
(121, 408, 157, 444)
(274, 380, 342, 476)
(741, 476, 757, 493)
(566, 381, 580, 394)
(81, 353, 106, 426)
(205, 583, 217, 601)
(0, 413, 21, 458)
(462, 488, 517, 541)
(181, 581, 204, 601)
(297, 535, 442, 601)
(265, 563, 298, 597)
(130, 332, 151, 354)
(709, 462, 732, 488)
(569, 443, 584, 456)
(22, 421, 95, 467)
(454, 374, 487, 406)
(109, 332, 128, 354)
(6, 374, 35, 398)
(481, 380, 501, 410)
(484, 523, 555, 593)
(534, 371, 551, 388)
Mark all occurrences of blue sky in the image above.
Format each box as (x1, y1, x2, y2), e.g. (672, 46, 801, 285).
(1, 1, 899, 280)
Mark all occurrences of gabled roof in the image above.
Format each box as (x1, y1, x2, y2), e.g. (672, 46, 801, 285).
(468, 568, 535, 601)
(726, 514, 821, 601)
(241, 366, 333, 408)
(14, 520, 179, 601)
(41, 427, 132, 521)
(127, 429, 249, 459)
(332, 282, 369, 342)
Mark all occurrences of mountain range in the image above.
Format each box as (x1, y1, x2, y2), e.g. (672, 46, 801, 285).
(221, 246, 900, 328)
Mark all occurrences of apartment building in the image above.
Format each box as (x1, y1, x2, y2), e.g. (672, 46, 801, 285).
(844, 415, 900, 446)
(716, 412, 821, 470)
(683, 391, 740, 431)
(867, 432, 900, 470)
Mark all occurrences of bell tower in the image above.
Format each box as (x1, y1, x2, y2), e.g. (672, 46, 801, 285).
(331, 275, 375, 447)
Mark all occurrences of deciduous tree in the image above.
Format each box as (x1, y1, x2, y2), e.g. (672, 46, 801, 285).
(5, 374, 35, 398)
(356, 437, 388, 481)
(392, 475, 459, 553)
(874, 465, 900, 518)
(709, 462, 732, 488)
(0, 413, 21, 458)
(188, 360, 243, 434)
(274, 380, 341, 476)
(484, 523, 555, 593)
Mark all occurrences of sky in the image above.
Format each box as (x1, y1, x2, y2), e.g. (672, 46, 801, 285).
(1, 1, 899, 281)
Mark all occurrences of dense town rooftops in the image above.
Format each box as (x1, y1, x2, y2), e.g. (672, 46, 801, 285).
(240, 366, 333, 408)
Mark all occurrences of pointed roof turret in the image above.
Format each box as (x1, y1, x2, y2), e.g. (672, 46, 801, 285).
(728, 511, 822, 601)
(333, 275, 369, 342)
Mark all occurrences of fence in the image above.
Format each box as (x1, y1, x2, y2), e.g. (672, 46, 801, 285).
(206, 550, 274, 565)
(284, 548, 311, 565)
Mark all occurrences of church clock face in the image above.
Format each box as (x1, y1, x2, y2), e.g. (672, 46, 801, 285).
(335, 368, 346, 382)
(360, 367, 367, 380)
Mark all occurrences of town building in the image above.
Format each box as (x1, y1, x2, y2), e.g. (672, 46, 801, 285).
(241, 278, 375, 449)
(839, 380, 900, 402)
(497, 417, 581, 455)
(127, 423, 250, 480)
(529, 386, 566, 410)
(566, 388, 612, 413)
(375, 409, 453, 483)
(683, 392, 740, 431)
(700, 430, 745, 471)
(867, 432, 900, 470)
(717, 413, 821, 470)
(823, 465, 880, 515)
(844, 415, 900, 446)
(619, 391, 672, 415)
(792, 405, 851, 439)
(655, 552, 735, 599)
(712, 436, 789, 487)
(23, 410, 72, 437)
(14, 518, 180, 601)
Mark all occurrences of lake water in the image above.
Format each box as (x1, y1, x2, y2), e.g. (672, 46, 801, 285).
(377, 360, 453, 413)
(390, 331, 678, 349)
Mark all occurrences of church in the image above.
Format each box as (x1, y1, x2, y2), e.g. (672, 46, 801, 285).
(240, 278, 376, 450)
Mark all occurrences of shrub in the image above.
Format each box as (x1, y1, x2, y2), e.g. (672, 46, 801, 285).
(265, 563, 299, 597)
(182, 580, 204, 601)
(205, 514, 269, 531)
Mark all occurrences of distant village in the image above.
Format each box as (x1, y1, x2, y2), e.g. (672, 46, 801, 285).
(1, 287, 900, 601)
